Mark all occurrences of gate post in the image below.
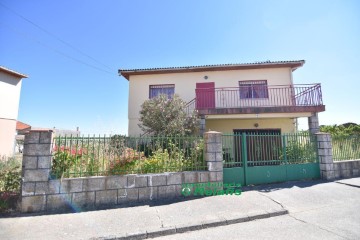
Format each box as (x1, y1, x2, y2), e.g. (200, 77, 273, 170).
(204, 131, 223, 184)
(316, 132, 335, 180)
(21, 130, 53, 212)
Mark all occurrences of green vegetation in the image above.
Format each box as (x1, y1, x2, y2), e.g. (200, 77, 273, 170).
(320, 123, 360, 137)
(320, 123, 360, 161)
(280, 137, 317, 163)
(0, 157, 22, 212)
(52, 136, 205, 178)
(139, 94, 199, 136)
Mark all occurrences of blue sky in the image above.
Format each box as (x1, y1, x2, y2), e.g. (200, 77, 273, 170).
(0, 0, 359, 135)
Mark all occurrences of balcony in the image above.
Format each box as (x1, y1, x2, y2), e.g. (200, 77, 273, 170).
(186, 84, 325, 115)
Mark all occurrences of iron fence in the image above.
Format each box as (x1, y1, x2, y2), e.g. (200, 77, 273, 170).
(332, 135, 360, 161)
(222, 132, 318, 168)
(51, 135, 205, 178)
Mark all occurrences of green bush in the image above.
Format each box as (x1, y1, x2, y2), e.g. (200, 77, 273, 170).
(0, 157, 22, 212)
(0, 158, 21, 193)
(108, 148, 145, 175)
(51, 146, 81, 178)
(279, 140, 317, 163)
(140, 139, 204, 173)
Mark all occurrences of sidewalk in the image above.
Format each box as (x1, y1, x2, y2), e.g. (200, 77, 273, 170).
(0, 190, 286, 240)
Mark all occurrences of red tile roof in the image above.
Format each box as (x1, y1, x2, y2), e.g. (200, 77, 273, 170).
(16, 121, 31, 131)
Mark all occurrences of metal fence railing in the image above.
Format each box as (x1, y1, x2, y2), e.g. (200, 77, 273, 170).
(51, 135, 205, 179)
(195, 84, 323, 110)
(222, 132, 318, 168)
(332, 135, 360, 161)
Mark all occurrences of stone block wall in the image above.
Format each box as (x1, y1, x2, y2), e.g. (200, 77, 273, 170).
(316, 132, 360, 180)
(333, 160, 360, 179)
(316, 132, 335, 180)
(21, 130, 224, 213)
(21, 130, 53, 212)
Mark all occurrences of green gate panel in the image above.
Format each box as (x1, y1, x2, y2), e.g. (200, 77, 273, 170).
(286, 163, 320, 181)
(246, 165, 287, 185)
(222, 132, 321, 186)
(223, 167, 245, 186)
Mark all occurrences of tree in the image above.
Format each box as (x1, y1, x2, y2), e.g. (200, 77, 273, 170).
(320, 123, 360, 137)
(138, 94, 199, 136)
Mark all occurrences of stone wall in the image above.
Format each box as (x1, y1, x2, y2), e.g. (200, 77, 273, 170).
(316, 132, 360, 180)
(21, 130, 223, 213)
(333, 160, 360, 179)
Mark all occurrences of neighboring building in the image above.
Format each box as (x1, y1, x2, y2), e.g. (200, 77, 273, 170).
(0, 66, 27, 158)
(119, 60, 325, 136)
(16, 121, 31, 134)
(14, 124, 80, 154)
(53, 127, 81, 137)
(15, 121, 32, 153)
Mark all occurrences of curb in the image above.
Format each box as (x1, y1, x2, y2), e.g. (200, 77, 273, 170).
(95, 209, 288, 240)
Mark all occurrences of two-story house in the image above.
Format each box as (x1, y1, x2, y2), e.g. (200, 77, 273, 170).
(0, 66, 27, 158)
(119, 60, 325, 137)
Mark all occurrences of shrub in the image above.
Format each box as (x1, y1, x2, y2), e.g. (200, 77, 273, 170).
(0, 158, 21, 193)
(0, 157, 22, 212)
(51, 146, 83, 178)
(279, 140, 317, 163)
(108, 148, 146, 175)
(140, 138, 204, 173)
(139, 94, 199, 136)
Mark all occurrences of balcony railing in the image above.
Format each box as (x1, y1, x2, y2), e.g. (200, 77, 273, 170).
(186, 84, 323, 114)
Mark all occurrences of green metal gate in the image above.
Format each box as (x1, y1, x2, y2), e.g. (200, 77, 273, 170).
(223, 132, 320, 186)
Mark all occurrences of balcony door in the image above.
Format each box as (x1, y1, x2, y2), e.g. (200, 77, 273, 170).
(196, 82, 215, 110)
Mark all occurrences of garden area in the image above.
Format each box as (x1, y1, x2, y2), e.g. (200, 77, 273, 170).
(320, 123, 360, 161)
(331, 135, 360, 161)
(51, 135, 206, 179)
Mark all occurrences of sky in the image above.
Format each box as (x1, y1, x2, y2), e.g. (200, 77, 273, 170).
(0, 0, 359, 135)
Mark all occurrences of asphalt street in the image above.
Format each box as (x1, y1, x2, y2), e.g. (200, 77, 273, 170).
(153, 178, 360, 240)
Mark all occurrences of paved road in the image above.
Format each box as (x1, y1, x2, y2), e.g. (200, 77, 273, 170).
(1, 178, 359, 239)
(153, 178, 360, 240)
(0, 189, 284, 240)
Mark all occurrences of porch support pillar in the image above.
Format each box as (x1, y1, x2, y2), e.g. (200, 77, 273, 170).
(308, 113, 320, 134)
(199, 115, 206, 136)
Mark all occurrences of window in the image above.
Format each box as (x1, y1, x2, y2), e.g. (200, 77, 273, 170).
(149, 84, 175, 99)
(239, 80, 268, 99)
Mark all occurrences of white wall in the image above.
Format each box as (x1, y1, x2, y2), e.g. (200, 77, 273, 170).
(0, 71, 23, 157)
(0, 119, 16, 158)
(0, 71, 22, 120)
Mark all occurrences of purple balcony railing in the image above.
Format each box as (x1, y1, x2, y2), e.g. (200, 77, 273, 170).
(188, 84, 323, 112)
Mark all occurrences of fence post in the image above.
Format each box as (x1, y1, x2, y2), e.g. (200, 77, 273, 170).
(204, 131, 223, 183)
(316, 132, 335, 180)
(241, 133, 248, 186)
(21, 130, 53, 212)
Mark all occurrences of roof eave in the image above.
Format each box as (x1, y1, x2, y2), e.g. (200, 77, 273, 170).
(0, 67, 28, 78)
(119, 60, 305, 81)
